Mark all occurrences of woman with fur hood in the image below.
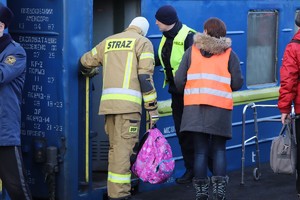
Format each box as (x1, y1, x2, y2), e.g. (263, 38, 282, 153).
(174, 17, 243, 200)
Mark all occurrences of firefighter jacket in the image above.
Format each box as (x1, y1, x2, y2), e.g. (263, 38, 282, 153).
(0, 34, 27, 146)
(184, 45, 233, 110)
(158, 24, 196, 87)
(278, 30, 300, 114)
(81, 26, 157, 115)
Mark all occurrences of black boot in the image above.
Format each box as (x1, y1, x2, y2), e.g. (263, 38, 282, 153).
(175, 169, 194, 184)
(211, 176, 229, 200)
(193, 177, 210, 200)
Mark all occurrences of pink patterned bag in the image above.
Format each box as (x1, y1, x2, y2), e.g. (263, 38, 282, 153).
(131, 128, 175, 184)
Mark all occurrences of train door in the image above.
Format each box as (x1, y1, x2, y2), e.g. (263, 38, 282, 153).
(89, 0, 142, 193)
(91, 0, 141, 172)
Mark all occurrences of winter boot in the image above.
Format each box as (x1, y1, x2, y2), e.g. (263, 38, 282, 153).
(193, 177, 210, 200)
(176, 169, 194, 184)
(211, 176, 229, 200)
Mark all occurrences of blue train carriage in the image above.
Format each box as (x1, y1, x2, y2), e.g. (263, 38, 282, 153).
(0, 0, 300, 200)
(145, 0, 300, 183)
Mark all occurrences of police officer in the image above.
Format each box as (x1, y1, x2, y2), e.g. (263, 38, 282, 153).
(0, 3, 32, 200)
(80, 17, 158, 200)
(155, 5, 196, 184)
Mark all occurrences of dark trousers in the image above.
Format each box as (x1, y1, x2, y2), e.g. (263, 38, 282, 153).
(0, 146, 32, 200)
(171, 93, 194, 171)
(193, 133, 227, 178)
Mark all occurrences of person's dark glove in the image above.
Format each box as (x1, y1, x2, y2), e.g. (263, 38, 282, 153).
(81, 67, 100, 78)
(79, 60, 100, 78)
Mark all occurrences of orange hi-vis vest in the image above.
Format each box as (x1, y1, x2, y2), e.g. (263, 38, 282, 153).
(184, 45, 233, 110)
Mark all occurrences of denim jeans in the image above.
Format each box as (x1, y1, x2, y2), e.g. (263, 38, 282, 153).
(193, 133, 227, 179)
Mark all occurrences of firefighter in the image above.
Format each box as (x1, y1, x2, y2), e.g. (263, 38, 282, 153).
(79, 17, 158, 200)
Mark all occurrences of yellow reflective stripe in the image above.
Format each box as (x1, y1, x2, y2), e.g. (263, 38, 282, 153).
(101, 88, 142, 104)
(140, 52, 154, 60)
(123, 52, 133, 89)
(103, 54, 107, 90)
(108, 171, 131, 184)
(143, 92, 157, 102)
(92, 47, 97, 56)
(102, 94, 142, 104)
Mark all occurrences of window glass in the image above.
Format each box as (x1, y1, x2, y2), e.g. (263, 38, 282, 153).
(296, 10, 300, 34)
(247, 11, 278, 87)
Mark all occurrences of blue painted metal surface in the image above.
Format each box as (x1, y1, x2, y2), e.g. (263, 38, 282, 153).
(5, 0, 100, 199)
(1, 0, 300, 199)
(141, 0, 299, 177)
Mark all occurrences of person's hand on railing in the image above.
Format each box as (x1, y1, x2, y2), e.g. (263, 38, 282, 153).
(148, 109, 159, 128)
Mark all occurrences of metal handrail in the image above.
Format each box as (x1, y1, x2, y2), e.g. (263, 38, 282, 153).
(240, 103, 280, 185)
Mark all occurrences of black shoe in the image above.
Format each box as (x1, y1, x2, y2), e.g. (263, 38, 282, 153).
(117, 196, 142, 200)
(130, 197, 143, 200)
(109, 196, 133, 200)
(175, 170, 194, 184)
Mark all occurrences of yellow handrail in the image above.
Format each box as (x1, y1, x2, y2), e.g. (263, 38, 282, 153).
(85, 77, 89, 182)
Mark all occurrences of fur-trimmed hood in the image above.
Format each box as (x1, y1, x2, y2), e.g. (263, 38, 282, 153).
(193, 32, 231, 55)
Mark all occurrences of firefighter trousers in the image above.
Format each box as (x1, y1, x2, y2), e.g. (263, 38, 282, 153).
(105, 113, 140, 199)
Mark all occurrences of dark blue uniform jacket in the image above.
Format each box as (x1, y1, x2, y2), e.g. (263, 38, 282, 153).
(0, 33, 26, 146)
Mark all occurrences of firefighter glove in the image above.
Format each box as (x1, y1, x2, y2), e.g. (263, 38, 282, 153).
(81, 66, 100, 78)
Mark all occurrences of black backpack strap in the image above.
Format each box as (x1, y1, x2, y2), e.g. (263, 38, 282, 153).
(290, 39, 300, 44)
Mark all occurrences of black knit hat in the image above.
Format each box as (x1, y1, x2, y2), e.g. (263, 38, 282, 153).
(0, 3, 14, 29)
(155, 5, 178, 25)
(296, 12, 300, 27)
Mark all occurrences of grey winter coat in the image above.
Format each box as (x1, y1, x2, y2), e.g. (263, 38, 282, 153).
(174, 33, 244, 139)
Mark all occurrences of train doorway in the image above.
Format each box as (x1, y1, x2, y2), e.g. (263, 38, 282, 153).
(90, 0, 141, 186)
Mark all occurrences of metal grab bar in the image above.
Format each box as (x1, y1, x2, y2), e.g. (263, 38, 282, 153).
(240, 103, 281, 185)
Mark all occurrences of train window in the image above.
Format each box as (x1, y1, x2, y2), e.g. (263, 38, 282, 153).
(246, 11, 278, 88)
(296, 10, 300, 34)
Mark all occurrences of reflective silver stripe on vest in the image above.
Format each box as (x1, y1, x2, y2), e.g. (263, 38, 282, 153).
(102, 88, 142, 98)
(187, 73, 231, 84)
(184, 88, 232, 99)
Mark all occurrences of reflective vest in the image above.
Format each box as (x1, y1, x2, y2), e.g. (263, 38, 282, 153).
(158, 24, 196, 87)
(184, 45, 233, 110)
